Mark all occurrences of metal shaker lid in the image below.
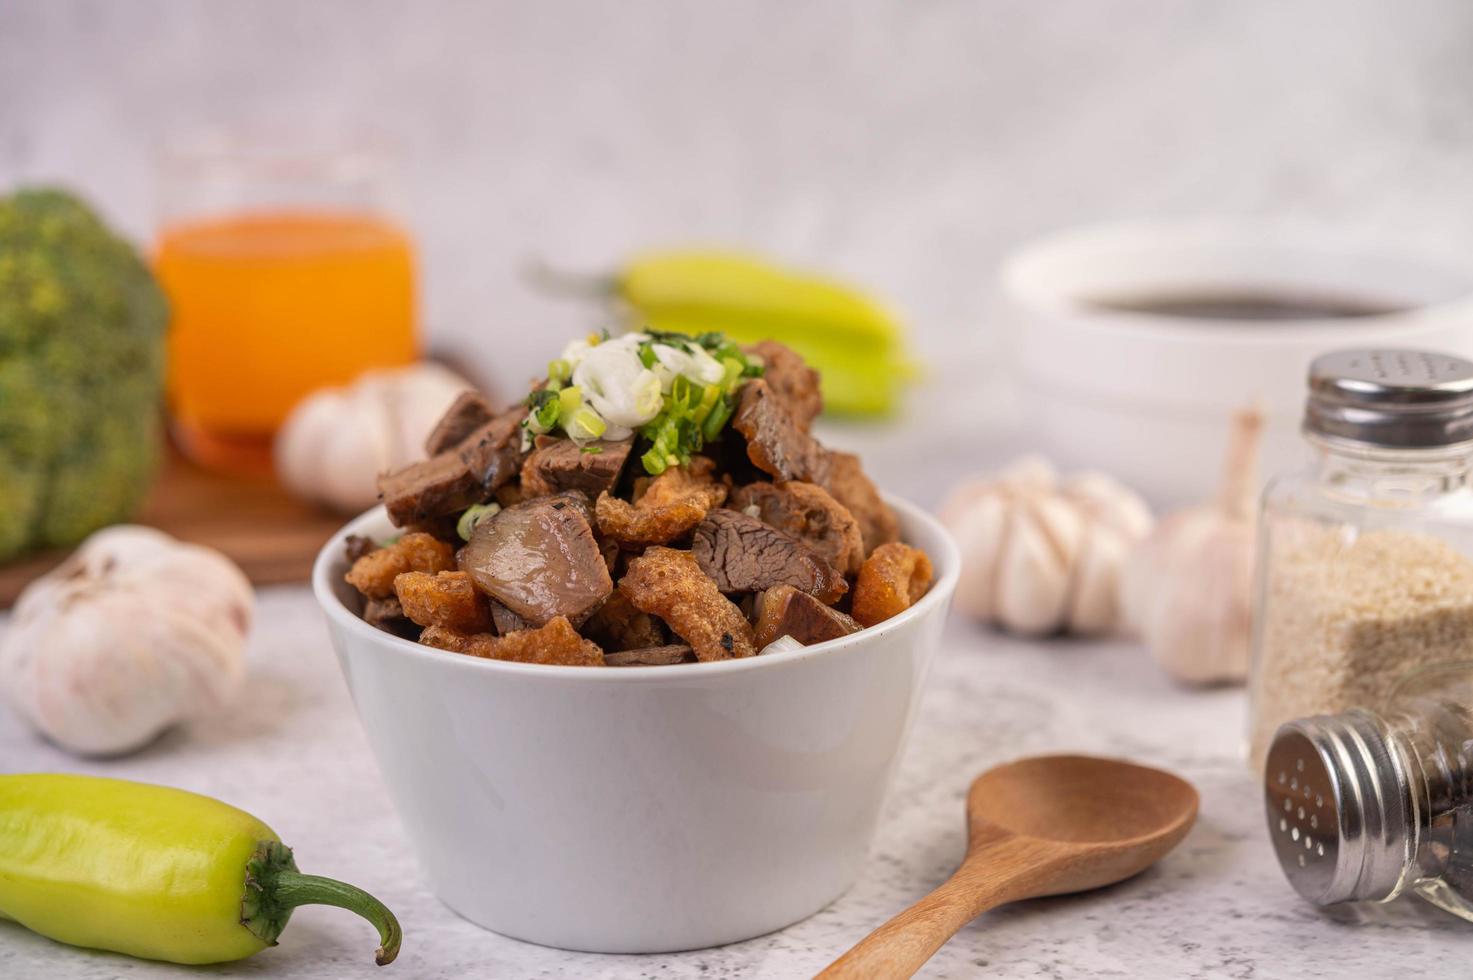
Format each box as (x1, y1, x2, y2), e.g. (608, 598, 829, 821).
(1264, 711, 1413, 906)
(1305, 349, 1473, 448)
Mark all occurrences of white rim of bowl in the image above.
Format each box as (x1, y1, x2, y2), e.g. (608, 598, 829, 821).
(999, 219, 1473, 346)
(312, 493, 960, 681)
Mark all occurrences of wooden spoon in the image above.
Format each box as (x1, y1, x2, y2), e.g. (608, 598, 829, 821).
(818, 754, 1198, 979)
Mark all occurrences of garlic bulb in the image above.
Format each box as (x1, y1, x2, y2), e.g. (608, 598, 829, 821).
(275, 363, 472, 513)
(1120, 406, 1264, 685)
(0, 525, 254, 755)
(940, 457, 1152, 636)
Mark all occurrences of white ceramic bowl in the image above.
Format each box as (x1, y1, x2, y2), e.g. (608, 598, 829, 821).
(313, 497, 958, 953)
(1002, 221, 1473, 504)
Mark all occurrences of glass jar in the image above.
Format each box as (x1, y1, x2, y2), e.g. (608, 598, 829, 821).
(154, 128, 419, 475)
(1264, 661, 1473, 921)
(1249, 350, 1473, 769)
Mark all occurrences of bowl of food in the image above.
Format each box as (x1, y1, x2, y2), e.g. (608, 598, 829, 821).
(313, 332, 958, 953)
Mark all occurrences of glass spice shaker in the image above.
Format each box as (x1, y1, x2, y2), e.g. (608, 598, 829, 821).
(1265, 661, 1473, 920)
(1249, 349, 1473, 769)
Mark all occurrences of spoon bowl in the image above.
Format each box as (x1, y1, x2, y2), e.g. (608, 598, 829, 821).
(820, 754, 1198, 978)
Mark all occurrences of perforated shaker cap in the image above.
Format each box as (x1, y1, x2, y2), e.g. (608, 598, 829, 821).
(1264, 711, 1413, 906)
(1305, 349, 1473, 448)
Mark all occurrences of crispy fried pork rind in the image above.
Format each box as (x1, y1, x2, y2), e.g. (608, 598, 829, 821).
(584, 590, 666, 651)
(394, 570, 493, 633)
(345, 532, 457, 599)
(618, 546, 756, 661)
(420, 616, 603, 666)
(596, 458, 728, 547)
(851, 542, 934, 627)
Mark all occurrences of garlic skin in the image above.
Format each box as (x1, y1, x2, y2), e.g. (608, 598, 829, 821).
(275, 363, 472, 513)
(1120, 407, 1264, 685)
(940, 457, 1152, 636)
(0, 525, 254, 755)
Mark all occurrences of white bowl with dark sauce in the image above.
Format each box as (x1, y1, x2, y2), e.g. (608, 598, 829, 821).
(1003, 221, 1473, 503)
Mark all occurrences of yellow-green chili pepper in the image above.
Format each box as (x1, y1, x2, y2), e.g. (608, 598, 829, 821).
(531, 249, 919, 418)
(0, 773, 401, 966)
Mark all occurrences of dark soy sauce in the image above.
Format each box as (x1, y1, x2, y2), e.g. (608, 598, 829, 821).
(1087, 291, 1410, 322)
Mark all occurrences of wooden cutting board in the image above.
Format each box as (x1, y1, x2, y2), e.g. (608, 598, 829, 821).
(0, 452, 349, 608)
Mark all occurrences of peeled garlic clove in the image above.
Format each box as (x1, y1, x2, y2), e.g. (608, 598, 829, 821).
(995, 496, 1083, 635)
(0, 526, 254, 756)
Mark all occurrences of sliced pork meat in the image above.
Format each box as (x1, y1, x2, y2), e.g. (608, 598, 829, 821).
(691, 510, 847, 603)
(424, 391, 496, 455)
(821, 451, 900, 555)
(378, 406, 526, 526)
(732, 379, 829, 484)
(488, 598, 530, 636)
(730, 480, 864, 575)
(746, 340, 822, 431)
(457, 408, 527, 488)
(753, 584, 862, 649)
(458, 491, 612, 627)
(603, 644, 693, 667)
(521, 436, 633, 499)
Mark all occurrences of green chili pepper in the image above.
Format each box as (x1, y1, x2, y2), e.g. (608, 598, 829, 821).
(0, 774, 401, 966)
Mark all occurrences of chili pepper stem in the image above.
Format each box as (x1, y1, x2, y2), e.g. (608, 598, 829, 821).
(241, 840, 402, 966)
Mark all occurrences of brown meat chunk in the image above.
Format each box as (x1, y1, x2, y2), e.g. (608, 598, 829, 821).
(522, 437, 634, 499)
(420, 616, 603, 666)
(584, 590, 666, 651)
(753, 585, 862, 649)
(747, 340, 822, 431)
(394, 571, 494, 633)
(363, 596, 419, 639)
(732, 379, 829, 484)
(345, 532, 457, 599)
(730, 481, 864, 575)
(604, 644, 693, 667)
(821, 451, 900, 556)
(344, 534, 379, 564)
(851, 542, 934, 627)
(488, 599, 530, 636)
(596, 458, 728, 547)
(424, 391, 496, 456)
(458, 492, 612, 627)
(377, 452, 487, 529)
(618, 547, 757, 661)
(692, 510, 847, 603)
(377, 406, 526, 527)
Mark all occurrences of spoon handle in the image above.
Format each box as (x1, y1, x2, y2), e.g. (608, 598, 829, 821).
(816, 838, 1052, 980)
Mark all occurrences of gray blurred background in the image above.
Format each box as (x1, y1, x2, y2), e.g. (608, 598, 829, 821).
(3, 0, 1471, 417)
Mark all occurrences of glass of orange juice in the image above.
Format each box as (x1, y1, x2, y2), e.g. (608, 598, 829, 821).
(155, 130, 418, 474)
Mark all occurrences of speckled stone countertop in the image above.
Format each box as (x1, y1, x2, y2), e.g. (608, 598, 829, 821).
(3, 585, 1471, 979)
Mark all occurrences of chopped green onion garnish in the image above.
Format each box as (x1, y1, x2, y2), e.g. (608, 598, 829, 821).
(558, 385, 582, 417)
(702, 394, 734, 443)
(456, 502, 502, 541)
(581, 445, 603, 455)
(548, 358, 572, 383)
(641, 446, 669, 475)
(568, 407, 608, 439)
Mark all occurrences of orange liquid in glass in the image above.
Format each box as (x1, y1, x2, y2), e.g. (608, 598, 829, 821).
(156, 210, 418, 473)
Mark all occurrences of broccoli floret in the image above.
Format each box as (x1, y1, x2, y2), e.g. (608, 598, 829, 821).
(0, 188, 167, 559)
